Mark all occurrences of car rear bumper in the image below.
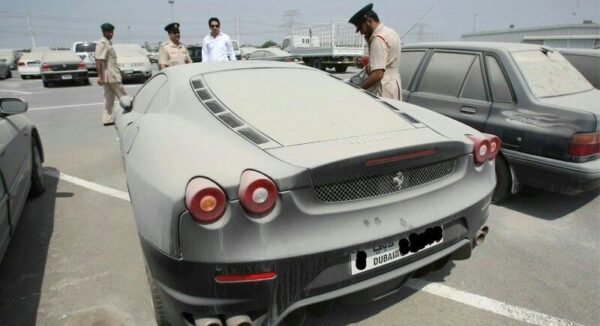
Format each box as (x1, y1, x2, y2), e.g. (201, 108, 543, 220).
(503, 149, 600, 195)
(142, 193, 491, 326)
(41, 70, 89, 82)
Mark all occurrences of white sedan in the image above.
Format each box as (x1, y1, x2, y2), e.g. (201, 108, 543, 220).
(113, 44, 153, 83)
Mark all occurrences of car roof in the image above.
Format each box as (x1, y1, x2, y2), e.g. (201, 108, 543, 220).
(164, 60, 313, 78)
(558, 48, 600, 57)
(403, 41, 548, 53)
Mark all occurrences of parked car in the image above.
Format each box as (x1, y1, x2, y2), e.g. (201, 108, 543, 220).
(0, 49, 18, 70)
(17, 51, 46, 79)
(559, 48, 600, 88)
(40, 51, 89, 87)
(113, 44, 152, 83)
(247, 48, 302, 63)
(115, 61, 496, 326)
(0, 98, 45, 262)
(240, 46, 257, 60)
(231, 39, 241, 60)
(0, 61, 10, 79)
(72, 41, 97, 73)
(395, 42, 599, 201)
(187, 44, 202, 63)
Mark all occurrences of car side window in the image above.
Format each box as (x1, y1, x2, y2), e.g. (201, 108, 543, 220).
(460, 57, 488, 101)
(419, 52, 475, 97)
(249, 51, 262, 59)
(485, 56, 514, 103)
(399, 50, 426, 90)
(146, 82, 169, 114)
(133, 74, 167, 114)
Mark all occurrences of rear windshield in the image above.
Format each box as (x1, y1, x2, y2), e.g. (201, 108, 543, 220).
(75, 43, 96, 52)
(511, 49, 593, 98)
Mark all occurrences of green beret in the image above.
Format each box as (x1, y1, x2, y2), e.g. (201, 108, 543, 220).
(101, 23, 115, 31)
(348, 3, 374, 32)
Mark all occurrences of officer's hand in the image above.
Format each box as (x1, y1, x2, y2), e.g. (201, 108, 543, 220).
(97, 79, 105, 86)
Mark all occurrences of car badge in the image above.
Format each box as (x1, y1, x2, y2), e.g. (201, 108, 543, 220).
(392, 172, 405, 189)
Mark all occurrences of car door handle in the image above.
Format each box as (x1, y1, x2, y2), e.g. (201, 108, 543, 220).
(460, 106, 477, 115)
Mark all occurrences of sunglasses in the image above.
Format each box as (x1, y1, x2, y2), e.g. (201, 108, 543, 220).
(210, 25, 220, 28)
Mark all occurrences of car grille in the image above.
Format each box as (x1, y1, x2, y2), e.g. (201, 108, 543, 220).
(313, 159, 457, 203)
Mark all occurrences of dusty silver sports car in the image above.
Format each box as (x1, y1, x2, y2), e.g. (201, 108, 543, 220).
(116, 61, 498, 326)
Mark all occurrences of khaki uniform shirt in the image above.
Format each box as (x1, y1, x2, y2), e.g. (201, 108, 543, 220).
(95, 36, 122, 83)
(159, 41, 192, 67)
(367, 24, 402, 100)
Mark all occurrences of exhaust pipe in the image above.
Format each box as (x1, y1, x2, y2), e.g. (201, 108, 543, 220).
(473, 225, 489, 247)
(225, 315, 253, 326)
(195, 318, 223, 326)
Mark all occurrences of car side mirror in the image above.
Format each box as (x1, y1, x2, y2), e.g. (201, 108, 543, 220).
(119, 95, 133, 112)
(0, 98, 28, 115)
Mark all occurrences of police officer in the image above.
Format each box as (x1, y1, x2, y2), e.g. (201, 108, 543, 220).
(95, 23, 126, 126)
(349, 4, 402, 100)
(159, 22, 192, 69)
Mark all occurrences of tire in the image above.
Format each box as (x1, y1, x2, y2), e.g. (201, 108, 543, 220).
(335, 65, 348, 73)
(147, 269, 171, 326)
(29, 137, 46, 197)
(21, 75, 27, 80)
(43, 80, 49, 87)
(492, 154, 511, 203)
(312, 59, 325, 71)
(7, 70, 12, 78)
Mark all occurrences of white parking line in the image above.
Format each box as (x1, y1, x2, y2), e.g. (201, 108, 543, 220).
(45, 171, 584, 326)
(44, 170, 130, 201)
(407, 279, 583, 326)
(29, 102, 104, 111)
(0, 88, 33, 94)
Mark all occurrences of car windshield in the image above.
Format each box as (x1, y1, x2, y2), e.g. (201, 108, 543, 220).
(75, 43, 96, 52)
(511, 49, 593, 98)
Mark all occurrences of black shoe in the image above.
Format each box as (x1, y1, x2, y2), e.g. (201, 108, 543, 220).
(103, 122, 115, 126)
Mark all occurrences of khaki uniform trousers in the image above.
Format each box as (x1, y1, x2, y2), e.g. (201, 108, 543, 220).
(103, 82, 126, 124)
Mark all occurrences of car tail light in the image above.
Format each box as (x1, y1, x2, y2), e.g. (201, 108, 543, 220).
(185, 177, 227, 223)
(238, 170, 278, 215)
(17, 61, 25, 67)
(41, 63, 51, 71)
(78, 61, 86, 69)
(215, 271, 276, 283)
(467, 134, 501, 164)
(569, 132, 600, 156)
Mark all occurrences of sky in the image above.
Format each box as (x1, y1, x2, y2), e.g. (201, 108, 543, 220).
(0, 0, 598, 49)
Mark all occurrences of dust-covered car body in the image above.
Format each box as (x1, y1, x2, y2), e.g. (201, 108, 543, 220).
(115, 61, 496, 326)
(17, 51, 46, 79)
(113, 44, 152, 83)
(40, 51, 89, 87)
(0, 61, 9, 79)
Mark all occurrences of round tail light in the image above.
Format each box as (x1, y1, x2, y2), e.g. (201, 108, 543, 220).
(467, 134, 492, 165)
(485, 134, 502, 159)
(238, 170, 278, 215)
(185, 178, 227, 223)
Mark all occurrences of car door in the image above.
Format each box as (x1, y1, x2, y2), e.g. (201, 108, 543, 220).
(0, 114, 30, 228)
(116, 74, 167, 155)
(0, 172, 10, 260)
(407, 50, 492, 131)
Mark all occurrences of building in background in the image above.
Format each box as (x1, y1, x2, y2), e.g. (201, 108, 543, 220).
(461, 21, 600, 49)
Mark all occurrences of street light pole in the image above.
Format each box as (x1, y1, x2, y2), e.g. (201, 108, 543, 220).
(127, 26, 131, 43)
(472, 13, 478, 33)
(168, 0, 175, 21)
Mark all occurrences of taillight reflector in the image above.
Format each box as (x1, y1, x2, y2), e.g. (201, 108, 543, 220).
(17, 61, 25, 66)
(238, 170, 278, 215)
(569, 132, 600, 156)
(215, 272, 276, 283)
(185, 178, 227, 223)
(78, 61, 86, 69)
(41, 63, 50, 71)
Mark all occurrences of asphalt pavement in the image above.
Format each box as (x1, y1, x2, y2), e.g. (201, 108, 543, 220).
(0, 68, 598, 326)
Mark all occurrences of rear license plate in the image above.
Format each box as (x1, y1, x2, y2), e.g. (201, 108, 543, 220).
(350, 226, 443, 275)
(61, 74, 72, 80)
